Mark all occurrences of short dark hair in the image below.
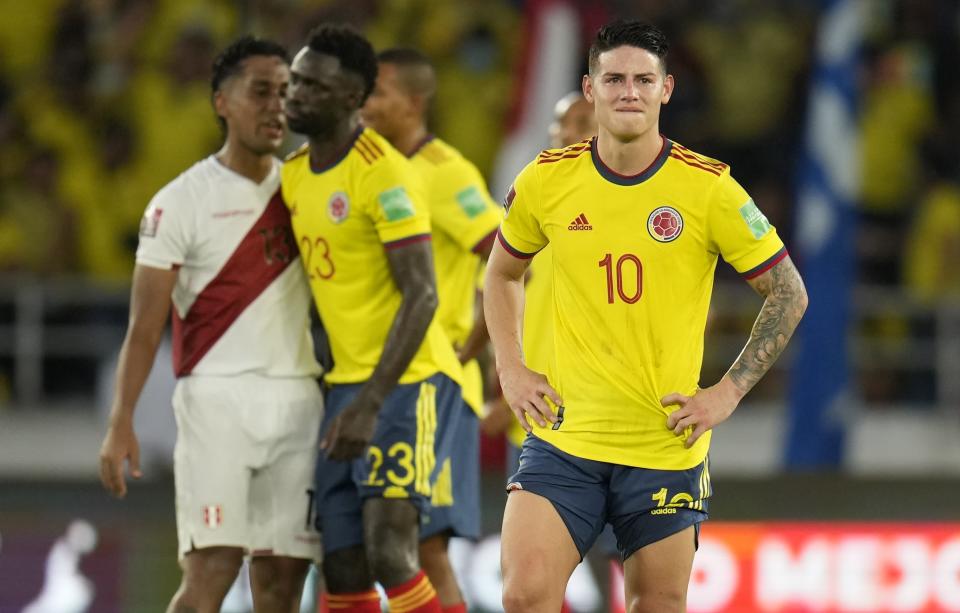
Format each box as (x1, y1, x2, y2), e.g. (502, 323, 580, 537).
(377, 47, 436, 98)
(306, 24, 378, 103)
(588, 20, 669, 75)
(211, 35, 289, 94)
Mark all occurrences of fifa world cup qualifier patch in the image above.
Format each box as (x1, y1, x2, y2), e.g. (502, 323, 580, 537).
(139, 208, 163, 237)
(455, 186, 488, 218)
(378, 186, 416, 221)
(739, 199, 772, 239)
(502, 185, 516, 216)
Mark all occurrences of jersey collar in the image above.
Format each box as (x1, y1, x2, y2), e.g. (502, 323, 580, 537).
(310, 126, 363, 174)
(590, 135, 672, 186)
(406, 133, 435, 158)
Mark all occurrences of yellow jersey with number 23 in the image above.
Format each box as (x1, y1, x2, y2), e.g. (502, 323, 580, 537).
(281, 127, 462, 387)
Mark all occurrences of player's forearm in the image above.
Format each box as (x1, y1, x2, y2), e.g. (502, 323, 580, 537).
(457, 294, 489, 364)
(362, 287, 438, 405)
(483, 273, 526, 374)
(725, 262, 809, 397)
(109, 328, 164, 425)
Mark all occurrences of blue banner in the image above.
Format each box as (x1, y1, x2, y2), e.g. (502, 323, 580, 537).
(785, 0, 863, 469)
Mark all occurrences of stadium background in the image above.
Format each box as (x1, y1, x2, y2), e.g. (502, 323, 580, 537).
(1, 0, 959, 611)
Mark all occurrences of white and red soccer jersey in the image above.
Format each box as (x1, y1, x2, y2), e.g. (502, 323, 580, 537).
(136, 156, 321, 378)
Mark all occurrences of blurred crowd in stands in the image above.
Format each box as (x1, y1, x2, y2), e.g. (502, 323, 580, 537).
(0, 0, 958, 407)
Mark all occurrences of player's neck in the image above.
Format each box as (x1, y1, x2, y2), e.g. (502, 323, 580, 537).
(308, 117, 360, 168)
(595, 128, 664, 176)
(215, 144, 274, 184)
(394, 124, 430, 158)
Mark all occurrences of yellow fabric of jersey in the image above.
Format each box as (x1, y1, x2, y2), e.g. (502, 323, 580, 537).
(505, 246, 555, 448)
(282, 127, 461, 387)
(411, 136, 501, 414)
(499, 138, 786, 469)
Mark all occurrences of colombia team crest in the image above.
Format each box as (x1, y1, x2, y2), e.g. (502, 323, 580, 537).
(327, 191, 350, 224)
(647, 206, 683, 242)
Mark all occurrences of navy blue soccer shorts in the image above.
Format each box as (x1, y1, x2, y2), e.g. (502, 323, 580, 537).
(421, 400, 480, 540)
(507, 435, 710, 561)
(506, 435, 617, 557)
(314, 372, 460, 554)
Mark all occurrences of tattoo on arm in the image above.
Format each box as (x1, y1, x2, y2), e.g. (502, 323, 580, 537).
(364, 240, 439, 403)
(727, 255, 808, 395)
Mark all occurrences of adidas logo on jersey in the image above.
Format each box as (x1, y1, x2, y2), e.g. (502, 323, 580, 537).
(651, 507, 679, 515)
(568, 213, 592, 230)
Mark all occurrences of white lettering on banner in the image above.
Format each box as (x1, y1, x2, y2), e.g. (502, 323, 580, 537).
(936, 538, 960, 609)
(836, 537, 885, 610)
(687, 538, 738, 613)
(887, 538, 932, 611)
(756, 537, 832, 610)
(442, 524, 960, 612)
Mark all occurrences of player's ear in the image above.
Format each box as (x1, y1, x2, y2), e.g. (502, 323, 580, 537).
(213, 89, 228, 120)
(661, 73, 674, 105)
(582, 74, 593, 103)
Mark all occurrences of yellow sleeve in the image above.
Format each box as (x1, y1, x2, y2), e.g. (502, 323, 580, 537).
(363, 157, 432, 245)
(707, 169, 786, 277)
(498, 159, 547, 257)
(429, 159, 502, 252)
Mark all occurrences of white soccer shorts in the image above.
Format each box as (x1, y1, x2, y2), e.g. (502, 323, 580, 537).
(172, 374, 323, 561)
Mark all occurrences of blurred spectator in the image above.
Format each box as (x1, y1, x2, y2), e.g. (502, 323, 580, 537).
(682, 0, 812, 184)
(127, 24, 222, 196)
(0, 147, 77, 275)
(903, 149, 960, 304)
(0, 0, 64, 79)
(59, 114, 150, 280)
(368, 0, 519, 176)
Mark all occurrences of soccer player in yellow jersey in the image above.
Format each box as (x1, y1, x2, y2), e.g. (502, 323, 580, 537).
(485, 21, 809, 613)
(361, 48, 502, 613)
(282, 25, 462, 613)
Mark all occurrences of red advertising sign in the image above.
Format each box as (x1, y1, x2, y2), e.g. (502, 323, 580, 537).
(610, 522, 960, 613)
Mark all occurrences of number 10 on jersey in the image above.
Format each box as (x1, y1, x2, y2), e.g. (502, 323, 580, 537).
(599, 253, 642, 304)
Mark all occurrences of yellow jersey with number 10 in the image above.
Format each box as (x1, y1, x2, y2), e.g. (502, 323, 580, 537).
(281, 127, 462, 387)
(498, 137, 786, 469)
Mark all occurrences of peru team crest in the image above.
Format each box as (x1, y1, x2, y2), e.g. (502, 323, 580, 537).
(647, 206, 683, 242)
(327, 192, 350, 224)
(202, 505, 222, 529)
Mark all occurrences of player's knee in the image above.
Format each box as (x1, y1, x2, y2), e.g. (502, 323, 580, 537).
(250, 557, 309, 603)
(626, 588, 686, 613)
(323, 547, 374, 593)
(363, 500, 420, 585)
(180, 547, 244, 598)
(502, 578, 552, 613)
(187, 547, 244, 582)
(501, 557, 557, 613)
(365, 537, 418, 586)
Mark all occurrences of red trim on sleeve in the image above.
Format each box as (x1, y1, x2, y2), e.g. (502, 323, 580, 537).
(383, 233, 432, 250)
(471, 229, 498, 255)
(496, 229, 537, 259)
(742, 247, 788, 280)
